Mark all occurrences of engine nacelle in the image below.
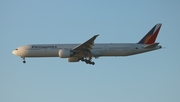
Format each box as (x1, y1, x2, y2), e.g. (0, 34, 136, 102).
(68, 57, 79, 62)
(59, 49, 73, 58)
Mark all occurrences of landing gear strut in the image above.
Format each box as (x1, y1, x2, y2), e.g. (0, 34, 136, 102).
(81, 58, 95, 65)
(21, 57, 26, 63)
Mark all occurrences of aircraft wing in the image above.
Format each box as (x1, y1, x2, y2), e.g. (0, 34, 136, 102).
(72, 34, 99, 52)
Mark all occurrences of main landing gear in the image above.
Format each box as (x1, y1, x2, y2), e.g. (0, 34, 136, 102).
(21, 57, 26, 63)
(80, 58, 95, 65)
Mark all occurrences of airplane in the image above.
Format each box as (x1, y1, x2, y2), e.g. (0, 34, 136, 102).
(12, 23, 162, 65)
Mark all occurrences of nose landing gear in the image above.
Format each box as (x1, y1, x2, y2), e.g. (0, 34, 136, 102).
(21, 57, 26, 63)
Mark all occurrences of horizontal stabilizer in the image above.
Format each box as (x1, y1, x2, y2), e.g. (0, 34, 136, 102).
(144, 43, 159, 48)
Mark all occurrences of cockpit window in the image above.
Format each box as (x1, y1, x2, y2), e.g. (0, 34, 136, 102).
(15, 49, 18, 50)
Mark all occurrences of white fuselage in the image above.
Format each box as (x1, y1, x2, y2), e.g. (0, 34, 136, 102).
(12, 43, 161, 58)
(12, 24, 163, 64)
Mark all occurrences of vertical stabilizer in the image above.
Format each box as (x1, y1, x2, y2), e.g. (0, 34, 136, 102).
(138, 23, 162, 44)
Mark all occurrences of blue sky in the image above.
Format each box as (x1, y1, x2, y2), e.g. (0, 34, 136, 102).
(1, 0, 180, 102)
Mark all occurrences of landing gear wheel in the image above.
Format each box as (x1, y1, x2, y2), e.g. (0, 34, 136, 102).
(81, 58, 95, 65)
(21, 57, 26, 63)
(81, 59, 85, 61)
(85, 60, 89, 64)
(91, 62, 95, 65)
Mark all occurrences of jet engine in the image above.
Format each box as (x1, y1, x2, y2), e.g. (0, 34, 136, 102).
(59, 49, 74, 58)
(68, 57, 79, 62)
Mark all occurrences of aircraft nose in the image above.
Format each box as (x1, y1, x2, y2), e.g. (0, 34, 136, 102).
(12, 50, 17, 55)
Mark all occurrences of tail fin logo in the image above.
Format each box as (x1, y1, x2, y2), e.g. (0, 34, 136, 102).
(138, 23, 162, 44)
